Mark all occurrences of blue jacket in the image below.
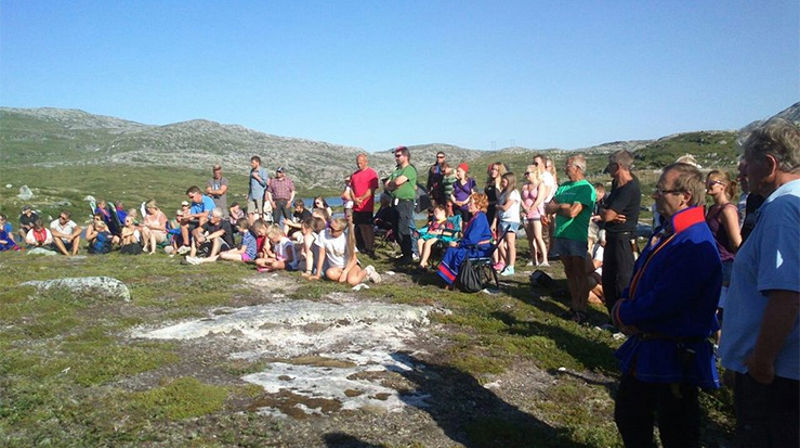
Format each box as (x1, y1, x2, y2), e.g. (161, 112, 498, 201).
(612, 206, 722, 389)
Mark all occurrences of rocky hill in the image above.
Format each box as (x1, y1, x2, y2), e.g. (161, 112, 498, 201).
(2, 103, 796, 190)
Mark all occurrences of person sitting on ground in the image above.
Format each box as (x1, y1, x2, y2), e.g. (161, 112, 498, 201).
(25, 219, 54, 249)
(310, 217, 381, 285)
(0, 214, 20, 252)
(256, 224, 298, 272)
(373, 194, 396, 237)
(299, 216, 327, 278)
(228, 202, 245, 235)
(312, 196, 333, 221)
(416, 204, 456, 270)
(437, 193, 493, 289)
(587, 229, 606, 306)
(18, 205, 38, 242)
(120, 215, 143, 254)
(179, 186, 216, 254)
(94, 199, 121, 236)
(85, 214, 118, 254)
(219, 218, 266, 264)
(49, 210, 82, 256)
(188, 208, 235, 262)
(115, 201, 128, 224)
(167, 206, 188, 254)
(285, 199, 312, 238)
(141, 200, 168, 255)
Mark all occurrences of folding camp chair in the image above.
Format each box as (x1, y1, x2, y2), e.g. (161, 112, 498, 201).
(465, 228, 512, 290)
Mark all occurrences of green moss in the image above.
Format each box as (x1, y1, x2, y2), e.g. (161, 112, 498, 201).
(130, 377, 229, 420)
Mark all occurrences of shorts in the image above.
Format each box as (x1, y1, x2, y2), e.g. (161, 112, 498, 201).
(247, 198, 264, 216)
(498, 221, 520, 235)
(552, 238, 588, 258)
(52, 239, 76, 252)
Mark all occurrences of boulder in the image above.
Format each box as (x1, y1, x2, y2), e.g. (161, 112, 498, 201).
(21, 276, 131, 302)
(25, 247, 57, 256)
(17, 185, 33, 200)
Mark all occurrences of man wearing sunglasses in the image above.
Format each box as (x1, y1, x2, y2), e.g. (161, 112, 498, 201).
(384, 146, 417, 264)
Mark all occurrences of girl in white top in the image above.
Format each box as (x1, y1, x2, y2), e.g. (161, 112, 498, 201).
(256, 224, 298, 271)
(311, 217, 380, 286)
(494, 172, 521, 276)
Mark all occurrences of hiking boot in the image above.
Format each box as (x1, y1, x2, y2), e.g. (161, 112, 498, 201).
(177, 245, 191, 255)
(364, 265, 382, 283)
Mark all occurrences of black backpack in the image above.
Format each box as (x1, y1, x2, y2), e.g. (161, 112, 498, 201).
(457, 258, 484, 293)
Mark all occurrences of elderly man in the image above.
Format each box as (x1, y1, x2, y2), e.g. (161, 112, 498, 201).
(612, 162, 721, 448)
(205, 165, 229, 218)
(598, 150, 641, 320)
(268, 167, 295, 226)
(545, 154, 596, 323)
(720, 118, 799, 447)
(385, 146, 418, 264)
(351, 153, 379, 258)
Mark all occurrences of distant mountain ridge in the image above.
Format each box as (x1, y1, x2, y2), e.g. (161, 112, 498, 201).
(2, 103, 796, 189)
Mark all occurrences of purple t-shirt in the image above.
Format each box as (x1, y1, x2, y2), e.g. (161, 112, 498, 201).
(453, 178, 477, 210)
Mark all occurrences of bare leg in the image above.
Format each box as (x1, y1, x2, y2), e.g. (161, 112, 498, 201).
(71, 236, 81, 255)
(52, 238, 70, 256)
(505, 232, 516, 268)
(533, 220, 548, 265)
(347, 265, 368, 285)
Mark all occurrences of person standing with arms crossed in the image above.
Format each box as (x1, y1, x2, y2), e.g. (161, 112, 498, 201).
(351, 153, 379, 258)
(597, 150, 641, 323)
(384, 146, 417, 264)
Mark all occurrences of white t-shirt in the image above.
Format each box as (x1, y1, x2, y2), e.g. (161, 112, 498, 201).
(274, 236, 298, 270)
(498, 189, 521, 223)
(591, 243, 604, 276)
(315, 228, 348, 269)
(50, 219, 78, 242)
(542, 171, 556, 203)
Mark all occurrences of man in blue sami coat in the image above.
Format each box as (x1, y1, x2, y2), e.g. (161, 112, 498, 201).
(612, 162, 722, 448)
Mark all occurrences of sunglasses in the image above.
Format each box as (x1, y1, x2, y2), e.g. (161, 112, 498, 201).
(654, 188, 683, 196)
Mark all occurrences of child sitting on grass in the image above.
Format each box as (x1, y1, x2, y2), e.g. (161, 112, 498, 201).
(85, 215, 118, 254)
(416, 205, 456, 270)
(310, 217, 381, 285)
(299, 217, 327, 278)
(218, 218, 265, 263)
(256, 224, 298, 272)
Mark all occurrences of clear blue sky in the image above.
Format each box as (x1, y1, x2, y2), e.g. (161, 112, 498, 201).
(1, 0, 797, 151)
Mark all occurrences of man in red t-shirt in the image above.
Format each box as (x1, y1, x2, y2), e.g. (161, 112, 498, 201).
(351, 153, 379, 258)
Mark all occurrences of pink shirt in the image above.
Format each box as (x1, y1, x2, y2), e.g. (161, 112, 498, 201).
(144, 210, 168, 232)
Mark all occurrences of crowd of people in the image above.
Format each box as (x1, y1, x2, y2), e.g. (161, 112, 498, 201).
(1, 118, 797, 447)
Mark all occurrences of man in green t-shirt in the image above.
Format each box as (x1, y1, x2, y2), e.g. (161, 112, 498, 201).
(384, 146, 418, 263)
(545, 154, 596, 323)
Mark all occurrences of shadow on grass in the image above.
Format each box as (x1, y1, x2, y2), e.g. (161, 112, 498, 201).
(323, 432, 385, 448)
(490, 310, 617, 374)
(504, 278, 610, 326)
(390, 352, 591, 448)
